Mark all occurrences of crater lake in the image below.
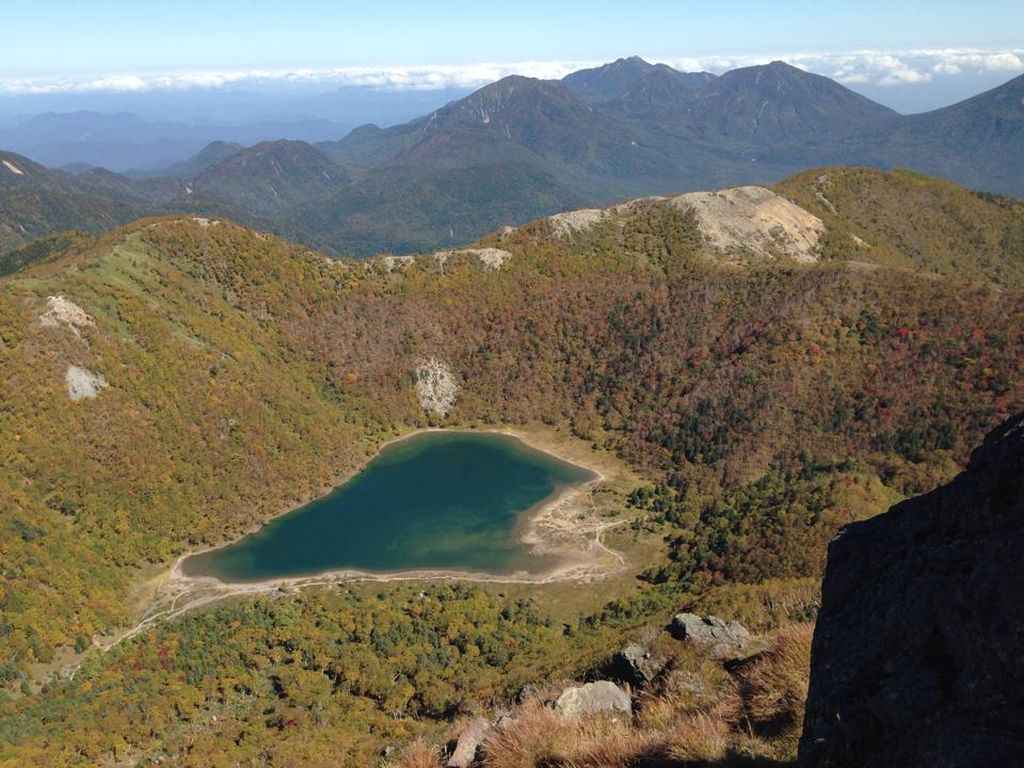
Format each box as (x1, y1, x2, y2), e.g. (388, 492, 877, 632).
(181, 431, 596, 582)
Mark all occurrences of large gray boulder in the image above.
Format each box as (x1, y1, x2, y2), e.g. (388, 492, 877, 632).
(670, 613, 750, 658)
(605, 642, 666, 686)
(554, 681, 632, 719)
(447, 717, 489, 768)
(800, 413, 1024, 768)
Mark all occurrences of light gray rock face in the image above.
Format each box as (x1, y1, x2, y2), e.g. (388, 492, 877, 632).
(547, 208, 608, 237)
(379, 255, 416, 273)
(66, 365, 108, 400)
(554, 680, 632, 719)
(39, 295, 94, 336)
(447, 717, 489, 768)
(467, 247, 512, 271)
(430, 247, 512, 272)
(670, 186, 824, 263)
(670, 613, 750, 658)
(414, 358, 459, 416)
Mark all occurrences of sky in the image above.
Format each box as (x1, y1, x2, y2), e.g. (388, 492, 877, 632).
(1, 1, 1022, 112)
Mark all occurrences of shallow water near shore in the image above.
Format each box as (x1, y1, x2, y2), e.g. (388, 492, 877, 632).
(182, 431, 596, 582)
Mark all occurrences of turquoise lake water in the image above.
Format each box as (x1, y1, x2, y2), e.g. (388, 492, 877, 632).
(181, 431, 595, 582)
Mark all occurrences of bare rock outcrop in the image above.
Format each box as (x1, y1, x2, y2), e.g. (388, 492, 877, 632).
(447, 717, 489, 768)
(39, 295, 94, 335)
(547, 208, 608, 237)
(800, 413, 1024, 767)
(2, 159, 25, 176)
(554, 681, 632, 719)
(431, 248, 512, 272)
(670, 186, 824, 263)
(66, 365, 108, 400)
(378, 255, 416, 273)
(414, 359, 459, 417)
(470, 248, 512, 271)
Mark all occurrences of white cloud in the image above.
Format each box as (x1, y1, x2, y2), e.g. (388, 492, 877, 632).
(83, 74, 149, 91)
(0, 60, 598, 95)
(652, 48, 1020, 88)
(0, 48, 1021, 96)
(879, 67, 933, 86)
(983, 52, 1024, 71)
(835, 72, 870, 84)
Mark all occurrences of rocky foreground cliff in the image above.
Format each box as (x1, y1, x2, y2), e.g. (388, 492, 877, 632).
(800, 413, 1024, 767)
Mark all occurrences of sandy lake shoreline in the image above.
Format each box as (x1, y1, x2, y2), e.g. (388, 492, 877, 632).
(101, 427, 631, 655)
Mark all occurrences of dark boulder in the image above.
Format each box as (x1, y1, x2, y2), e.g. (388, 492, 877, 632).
(800, 413, 1024, 767)
(603, 642, 666, 687)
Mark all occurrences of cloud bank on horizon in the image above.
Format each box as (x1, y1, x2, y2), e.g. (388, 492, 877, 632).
(0, 48, 1020, 96)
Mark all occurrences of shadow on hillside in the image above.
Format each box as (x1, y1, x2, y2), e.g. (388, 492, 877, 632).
(636, 752, 792, 768)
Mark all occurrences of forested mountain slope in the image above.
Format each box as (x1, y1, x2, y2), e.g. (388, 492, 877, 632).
(0, 151, 151, 255)
(0, 170, 1021, 764)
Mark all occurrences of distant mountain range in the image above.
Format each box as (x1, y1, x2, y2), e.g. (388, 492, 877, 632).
(0, 111, 355, 173)
(1, 56, 1022, 257)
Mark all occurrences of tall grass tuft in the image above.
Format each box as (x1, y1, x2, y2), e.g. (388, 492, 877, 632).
(384, 738, 442, 768)
(739, 622, 814, 730)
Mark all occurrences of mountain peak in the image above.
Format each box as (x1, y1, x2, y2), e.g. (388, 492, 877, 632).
(563, 56, 661, 103)
(621, 55, 653, 67)
(197, 139, 334, 174)
(727, 60, 816, 84)
(439, 75, 571, 125)
(690, 60, 898, 140)
(190, 139, 345, 216)
(605, 65, 716, 119)
(477, 73, 544, 92)
(157, 140, 245, 179)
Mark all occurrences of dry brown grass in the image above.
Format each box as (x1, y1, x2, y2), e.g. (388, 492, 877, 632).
(666, 710, 732, 763)
(384, 737, 442, 768)
(688, 578, 822, 632)
(634, 646, 737, 731)
(567, 730, 663, 767)
(739, 622, 814, 728)
(482, 703, 574, 768)
(481, 699, 663, 768)
(405, 623, 816, 768)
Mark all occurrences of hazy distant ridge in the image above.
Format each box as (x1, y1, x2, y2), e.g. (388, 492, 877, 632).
(1, 57, 1022, 258)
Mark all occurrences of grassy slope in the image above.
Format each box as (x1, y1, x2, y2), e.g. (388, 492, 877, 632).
(776, 167, 1024, 288)
(0, 172, 1022, 763)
